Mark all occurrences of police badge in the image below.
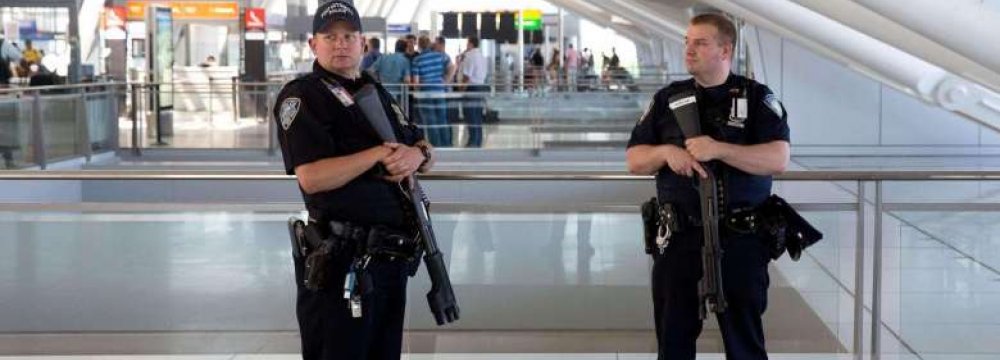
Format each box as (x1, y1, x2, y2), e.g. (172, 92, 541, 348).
(280, 97, 301, 130)
(763, 93, 785, 119)
(637, 100, 654, 124)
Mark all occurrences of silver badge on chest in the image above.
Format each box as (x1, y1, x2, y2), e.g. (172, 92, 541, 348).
(727, 97, 747, 129)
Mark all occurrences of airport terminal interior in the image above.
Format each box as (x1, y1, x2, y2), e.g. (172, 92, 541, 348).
(2, 0, 1000, 359)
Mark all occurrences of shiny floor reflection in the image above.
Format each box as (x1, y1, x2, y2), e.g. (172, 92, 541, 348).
(3, 203, 997, 357)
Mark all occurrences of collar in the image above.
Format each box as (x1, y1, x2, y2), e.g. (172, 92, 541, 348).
(312, 61, 370, 88)
(695, 73, 736, 91)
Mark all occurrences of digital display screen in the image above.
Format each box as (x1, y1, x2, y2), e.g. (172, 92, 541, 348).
(152, 6, 173, 108)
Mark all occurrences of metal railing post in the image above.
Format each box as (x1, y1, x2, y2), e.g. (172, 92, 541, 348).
(30, 90, 47, 169)
(853, 180, 866, 360)
(232, 77, 239, 123)
(871, 180, 884, 360)
(267, 86, 277, 156)
(402, 85, 409, 115)
(110, 84, 121, 151)
(130, 83, 141, 156)
(76, 87, 92, 162)
(208, 77, 214, 124)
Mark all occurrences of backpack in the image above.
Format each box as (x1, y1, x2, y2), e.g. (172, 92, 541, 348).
(0, 39, 12, 83)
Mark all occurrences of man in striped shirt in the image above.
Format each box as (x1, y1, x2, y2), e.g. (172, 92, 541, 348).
(411, 35, 455, 147)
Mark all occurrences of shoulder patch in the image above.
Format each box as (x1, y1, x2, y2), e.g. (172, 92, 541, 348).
(638, 100, 654, 124)
(279, 97, 301, 130)
(763, 93, 784, 119)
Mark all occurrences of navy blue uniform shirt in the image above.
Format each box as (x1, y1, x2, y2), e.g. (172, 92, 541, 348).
(274, 62, 425, 228)
(627, 73, 789, 221)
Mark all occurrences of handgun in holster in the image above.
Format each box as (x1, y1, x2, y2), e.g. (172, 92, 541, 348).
(288, 217, 338, 291)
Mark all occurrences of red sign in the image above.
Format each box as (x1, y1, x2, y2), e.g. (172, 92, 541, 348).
(245, 8, 266, 32)
(103, 6, 127, 30)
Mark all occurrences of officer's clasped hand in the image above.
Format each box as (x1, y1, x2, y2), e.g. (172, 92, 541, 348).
(380, 142, 425, 183)
(664, 145, 708, 179)
(685, 136, 725, 163)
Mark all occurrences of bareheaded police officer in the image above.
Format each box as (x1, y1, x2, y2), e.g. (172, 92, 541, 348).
(626, 13, 790, 360)
(273, 0, 434, 359)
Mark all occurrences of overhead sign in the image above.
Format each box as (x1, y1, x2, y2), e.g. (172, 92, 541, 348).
(17, 20, 54, 41)
(245, 8, 266, 32)
(387, 23, 412, 34)
(102, 6, 128, 40)
(127, 1, 239, 21)
(517, 9, 542, 31)
(18, 20, 36, 40)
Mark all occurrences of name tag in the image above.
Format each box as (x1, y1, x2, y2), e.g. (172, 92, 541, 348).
(669, 96, 696, 110)
(330, 86, 354, 107)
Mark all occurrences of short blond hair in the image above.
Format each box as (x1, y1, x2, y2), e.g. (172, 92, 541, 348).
(691, 13, 736, 46)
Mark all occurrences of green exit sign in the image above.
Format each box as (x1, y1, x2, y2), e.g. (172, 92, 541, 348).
(518, 9, 542, 30)
(517, 19, 541, 31)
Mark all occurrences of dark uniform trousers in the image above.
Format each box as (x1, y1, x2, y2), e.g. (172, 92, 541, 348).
(292, 247, 410, 360)
(652, 230, 770, 360)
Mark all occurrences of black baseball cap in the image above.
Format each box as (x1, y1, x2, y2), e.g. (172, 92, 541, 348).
(313, 0, 362, 34)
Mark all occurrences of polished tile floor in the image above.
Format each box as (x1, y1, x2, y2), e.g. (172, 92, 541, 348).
(4, 201, 997, 357)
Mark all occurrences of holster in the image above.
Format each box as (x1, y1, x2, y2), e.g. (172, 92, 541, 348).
(287, 218, 340, 291)
(726, 195, 823, 261)
(641, 198, 658, 254)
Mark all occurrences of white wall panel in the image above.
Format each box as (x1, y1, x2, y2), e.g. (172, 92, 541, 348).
(880, 86, 979, 145)
(755, 27, 784, 98)
(980, 125, 1000, 145)
(782, 40, 880, 145)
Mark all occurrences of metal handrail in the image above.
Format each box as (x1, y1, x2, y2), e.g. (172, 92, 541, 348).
(0, 80, 494, 89)
(4, 169, 1000, 181)
(0, 82, 124, 94)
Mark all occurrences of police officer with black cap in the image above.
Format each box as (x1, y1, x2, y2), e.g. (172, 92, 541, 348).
(626, 13, 790, 360)
(273, 1, 435, 359)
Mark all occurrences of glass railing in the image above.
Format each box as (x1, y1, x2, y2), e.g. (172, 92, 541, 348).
(3, 170, 996, 358)
(0, 83, 124, 169)
(118, 80, 683, 152)
(1, 77, 693, 160)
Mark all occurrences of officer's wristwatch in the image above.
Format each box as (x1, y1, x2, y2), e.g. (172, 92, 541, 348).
(416, 143, 432, 170)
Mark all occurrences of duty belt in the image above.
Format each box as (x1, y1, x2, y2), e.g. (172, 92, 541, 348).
(317, 219, 421, 260)
(724, 207, 760, 235)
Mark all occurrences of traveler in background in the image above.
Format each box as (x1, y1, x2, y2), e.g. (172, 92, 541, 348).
(370, 39, 412, 98)
(361, 37, 382, 71)
(457, 35, 488, 147)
